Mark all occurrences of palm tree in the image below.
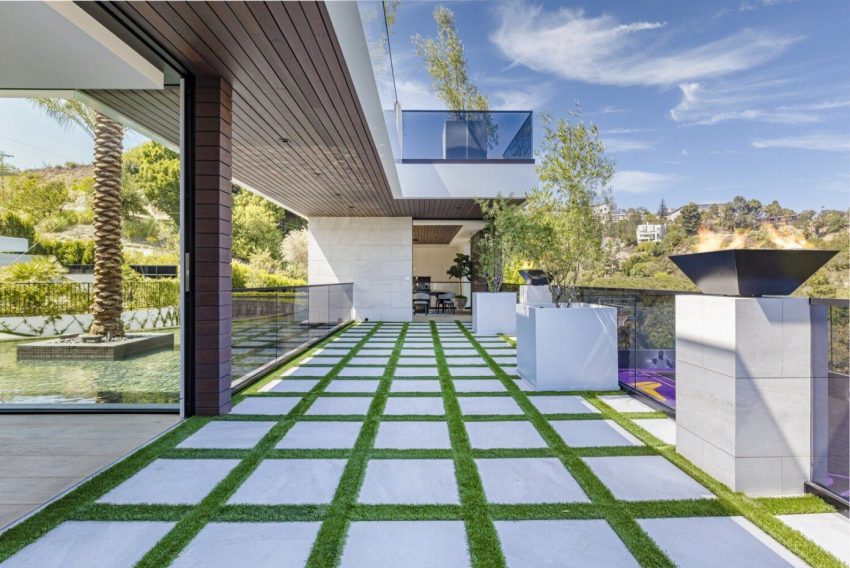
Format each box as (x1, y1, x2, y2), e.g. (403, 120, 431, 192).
(32, 98, 125, 337)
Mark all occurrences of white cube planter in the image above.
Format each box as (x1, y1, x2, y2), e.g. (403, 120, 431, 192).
(519, 285, 552, 306)
(516, 303, 618, 391)
(472, 292, 517, 335)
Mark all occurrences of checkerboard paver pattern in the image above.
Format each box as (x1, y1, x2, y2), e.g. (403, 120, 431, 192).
(0, 320, 825, 568)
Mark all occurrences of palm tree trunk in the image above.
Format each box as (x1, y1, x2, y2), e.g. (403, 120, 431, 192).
(88, 112, 125, 337)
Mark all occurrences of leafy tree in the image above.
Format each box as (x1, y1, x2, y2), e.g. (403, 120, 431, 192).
(657, 198, 669, 218)
(676, 202, 702, 235)
(280, 227, 308, 281)
(31, 98, 126, 336)
(124, 141, 180, 224)
(412, 6, 489, 112)
(474, 197, 515, 292)
(2, 173, 68, 221)
(513, 112, 613, 306)
(232, 190, 283, 261)
(446, 253, 475, 286)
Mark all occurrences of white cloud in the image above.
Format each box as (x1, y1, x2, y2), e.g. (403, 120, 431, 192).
(669, 81, 843, 125)
(491, 82, 554, 110)
(603, 137, 657, 153)
(491, 3, 799, 87)
(395, 78, 443, 109)
(739, 0, 799, 12)
(611, 171, 682, 194)
(751, 133, 850, 152)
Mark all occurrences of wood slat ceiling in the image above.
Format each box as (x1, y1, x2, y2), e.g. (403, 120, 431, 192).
(81, 1, 482, 220)
(413, 225, 463, 245)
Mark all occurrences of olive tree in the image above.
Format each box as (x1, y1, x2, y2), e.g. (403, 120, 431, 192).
(475, 197, 516, 292)
(515, 112, 613, 307)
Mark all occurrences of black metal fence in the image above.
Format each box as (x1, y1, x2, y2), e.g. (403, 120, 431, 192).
(0, 281, 180, 317)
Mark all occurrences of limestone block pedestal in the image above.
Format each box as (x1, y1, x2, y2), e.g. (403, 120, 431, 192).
(675, 295, 828, 496)
(519, 285, 551, 306)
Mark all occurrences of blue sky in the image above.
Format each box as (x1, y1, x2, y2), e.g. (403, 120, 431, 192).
(381, 0, 850, 211)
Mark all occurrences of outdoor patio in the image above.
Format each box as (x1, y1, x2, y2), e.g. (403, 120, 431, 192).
(1, 321, 845, 567)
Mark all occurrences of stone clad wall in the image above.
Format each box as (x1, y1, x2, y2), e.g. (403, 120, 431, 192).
(308, 217, 412, 322)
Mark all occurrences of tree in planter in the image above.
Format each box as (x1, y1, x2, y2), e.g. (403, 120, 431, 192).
(32, 99, 126, 336)
(446, 252, 475, 309)
(516, 112, 613, 307)
(475, 197, 516, 292)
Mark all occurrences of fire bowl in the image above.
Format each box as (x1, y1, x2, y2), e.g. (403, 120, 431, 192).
(669, 249, 838, 297)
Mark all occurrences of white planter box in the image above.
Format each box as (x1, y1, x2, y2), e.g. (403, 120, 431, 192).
(516, 303, 618, 391)
(472, 292, 517, 335)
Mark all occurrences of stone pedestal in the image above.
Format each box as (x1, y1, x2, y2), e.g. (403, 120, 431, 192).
(675, 295, 828, 496)
(519, 285, 551, 306)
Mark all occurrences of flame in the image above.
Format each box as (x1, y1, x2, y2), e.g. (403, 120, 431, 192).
(693, 223, 811, 252)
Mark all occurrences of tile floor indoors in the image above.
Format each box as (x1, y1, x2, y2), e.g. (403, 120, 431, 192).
(0, 321, 846, 568)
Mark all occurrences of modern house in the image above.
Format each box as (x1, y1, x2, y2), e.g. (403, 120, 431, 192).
(0, 2, 846, 566)
(636, 222, 667, 243)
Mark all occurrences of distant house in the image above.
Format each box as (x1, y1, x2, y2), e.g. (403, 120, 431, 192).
(636, 223, 667, 243)
(593, 204, 627, 222)
(666, 203, 721, 222)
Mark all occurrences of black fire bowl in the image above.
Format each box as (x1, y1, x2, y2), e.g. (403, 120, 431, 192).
(669, 249, 838, 297)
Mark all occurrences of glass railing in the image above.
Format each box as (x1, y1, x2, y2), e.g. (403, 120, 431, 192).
(230, 283, 353, 389)
(401, 110, 533, 162)
(811, 298, 849, 507)
(574, 287, 680, 410)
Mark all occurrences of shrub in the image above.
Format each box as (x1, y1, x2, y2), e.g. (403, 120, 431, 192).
(0, 256, 67, 283)
(35, 239, 95, 265)
(0, 212, 36, 244)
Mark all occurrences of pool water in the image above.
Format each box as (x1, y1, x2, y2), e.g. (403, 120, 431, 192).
(0, 332, 180, 405)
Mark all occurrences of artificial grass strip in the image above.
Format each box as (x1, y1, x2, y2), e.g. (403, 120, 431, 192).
(755, 496, 837, 515)
(304, 322, 403, 568)
(587, 394, 846, 568)
(432, 320, 507, 568)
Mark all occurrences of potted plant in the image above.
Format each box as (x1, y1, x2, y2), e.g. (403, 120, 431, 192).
(514, 112, 618, 390)
(446, 253, 474, 310)
(471, 197, 518, 334)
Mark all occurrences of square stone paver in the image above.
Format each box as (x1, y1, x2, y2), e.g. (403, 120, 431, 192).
(397, 357, 440, 366)
(458, 396, 523, 416)
(171, 522, 321, 568)
(633, 418, 676, 445)
(232, 397, 301, 416)
(307, 397, 373, 416)
(178, 421, 275, 449)
(465, 421, 547, 449)
(338, 367, 385, 377)
(264, 379, 320, 393)
(229, 459, 347, 504)
(496, 519, 638, 568)
(528, 396, 600, 414)
(492, 357, 517, 366)
(384, 397, 445, 416)
(444, 357, 486, 365)
(359, 459, 458, 504)
(394, 367, 440, 377)
(374, 422, 451, 449)
(476, 458, 589, 504)
(99, 459, 239, 505)
(442, 349, 479, 356)
(599, 395, 656, 413)
(638, 516, 807, 568)
(778, 513, 850, 562)
(585, 456, 714, 501)
(282, 366, 331, 378)
(390, 380, 442, 393)
(277, 421, 363, 449)
(449, 367, 495, 377)
(302, 356, 343, 366)
(452, 379, 506, 392)
(359, 349, 394, 356)
(551, 420, 643, 448)
(348, 356, 390, 365)
(401, 349, 437, 357)
(341, 521, 470, 568)
(314, 348, 352, 356)
(324, 380, 380, 393)
(0, 521, 175, 568)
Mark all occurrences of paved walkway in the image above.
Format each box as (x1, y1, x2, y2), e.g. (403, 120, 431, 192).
(0, 322, 844, 567)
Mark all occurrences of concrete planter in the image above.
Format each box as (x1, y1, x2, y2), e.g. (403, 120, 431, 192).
(519, 285, 552, 305)
(516, 303, 618, 391)
(472, 292, 517, 335)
